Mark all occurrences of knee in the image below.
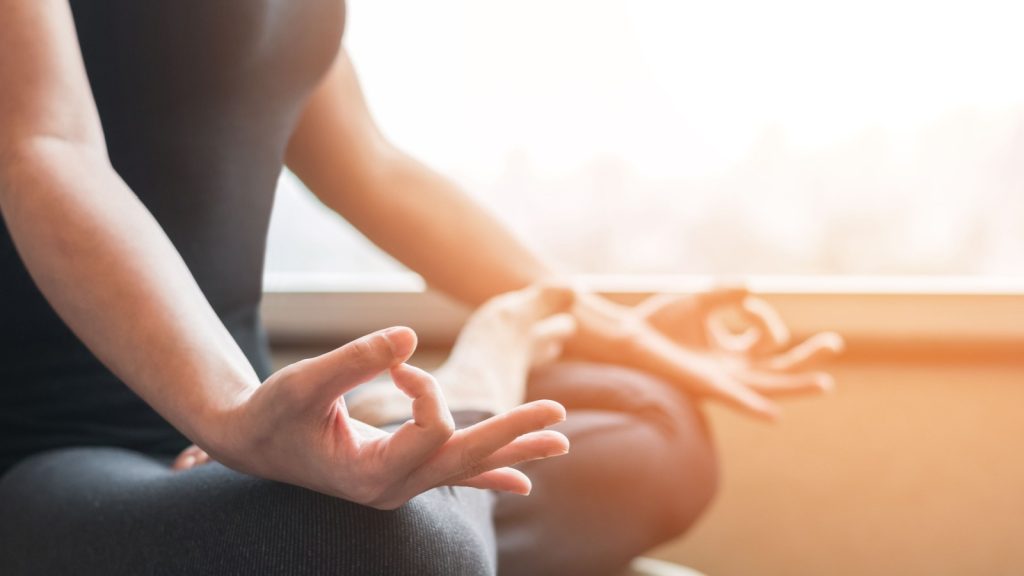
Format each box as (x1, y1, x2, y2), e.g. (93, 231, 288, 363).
(263, 485, 496, 576)
(595, 365, 721, 536)
(674, 417, 719, 532)
(370, 491, 496, 576)
(651, 391, 720, 538)
(529, 361, 721, 542)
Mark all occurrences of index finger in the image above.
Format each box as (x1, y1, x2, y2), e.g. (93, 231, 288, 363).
(380, 364, 456, 475)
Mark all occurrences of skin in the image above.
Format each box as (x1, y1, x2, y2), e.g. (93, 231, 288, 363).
(283, 50, 844, 421)
(0, 0, 568, 508)
(341, 286, 579, 427)
(174, 284, 582, 495)
(0, 1, 843, 503)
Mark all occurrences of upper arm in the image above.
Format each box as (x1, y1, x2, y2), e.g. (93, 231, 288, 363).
(285, 49, 398, 212)
(0, 0, 106, 166)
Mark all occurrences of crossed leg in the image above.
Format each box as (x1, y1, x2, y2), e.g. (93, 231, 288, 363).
(497, 362, 718, 576)
(0, 447, 497, 576)
(0, 365, 714, 576)
(0, 285, 716, 575)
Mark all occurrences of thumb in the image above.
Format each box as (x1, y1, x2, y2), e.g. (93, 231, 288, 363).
(299, 326, 418, 407)
(520, 283, 575, 323)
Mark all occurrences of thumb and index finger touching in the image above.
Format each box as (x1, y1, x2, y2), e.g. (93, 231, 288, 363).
(296, 326, 419, 410)
(295, 283, 576, 414)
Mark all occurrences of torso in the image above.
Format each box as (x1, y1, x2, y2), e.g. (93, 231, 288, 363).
(0, 0, 345, 473)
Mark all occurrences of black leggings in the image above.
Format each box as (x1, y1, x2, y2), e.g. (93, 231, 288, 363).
(0, 363, 717, 576)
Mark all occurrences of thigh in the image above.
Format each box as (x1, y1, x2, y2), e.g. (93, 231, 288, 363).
(495, 362, 718, 576)
(0, 447, 497, 576)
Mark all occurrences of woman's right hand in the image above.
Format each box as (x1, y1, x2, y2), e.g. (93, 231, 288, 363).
(203, 327, 569, 510)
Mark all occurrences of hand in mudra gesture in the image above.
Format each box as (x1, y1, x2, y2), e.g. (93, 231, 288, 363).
(566, 287, 844, 419)
(175, 285, 579, 510)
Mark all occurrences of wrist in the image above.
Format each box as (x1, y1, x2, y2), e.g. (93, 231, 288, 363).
(180, 370, 259, 461)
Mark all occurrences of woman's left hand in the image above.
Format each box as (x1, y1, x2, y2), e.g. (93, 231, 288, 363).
(565, 286, 844, 420)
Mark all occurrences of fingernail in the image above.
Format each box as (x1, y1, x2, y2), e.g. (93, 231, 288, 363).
(382, 327, 416, 361)
(382, 328, 401, 355)
(818, 374, 836, 392)
(182, 455, 196, 469)
(546, 446, 570, 458)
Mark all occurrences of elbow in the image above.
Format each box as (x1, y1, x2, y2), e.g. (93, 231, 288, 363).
(0, 135, 110, 206)
(0, 141, 35, 208)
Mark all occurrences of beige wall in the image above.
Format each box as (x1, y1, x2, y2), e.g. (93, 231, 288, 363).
(656, 359, 1024, 576)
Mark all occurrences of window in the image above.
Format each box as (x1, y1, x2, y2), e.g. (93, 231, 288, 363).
(265, 0, 1024, 290)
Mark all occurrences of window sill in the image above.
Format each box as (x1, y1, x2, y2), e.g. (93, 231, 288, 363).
(262, 273, 1024, 363)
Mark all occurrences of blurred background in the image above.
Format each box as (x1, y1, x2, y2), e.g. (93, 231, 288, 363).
(266, 0, 1024, 284)
(262, 3, 1024, 574)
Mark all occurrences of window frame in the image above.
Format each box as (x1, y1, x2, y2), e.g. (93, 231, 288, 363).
(262, 273, 1024, 362)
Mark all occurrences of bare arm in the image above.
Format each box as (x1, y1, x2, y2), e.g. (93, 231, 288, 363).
(286, 51, 555, 307)
(0, 4, 569, 504)
(0, 0, 257, 446)
(286, 48, 844, 419)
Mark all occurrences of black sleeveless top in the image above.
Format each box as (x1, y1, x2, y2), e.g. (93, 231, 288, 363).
(0, 0, 345, 474)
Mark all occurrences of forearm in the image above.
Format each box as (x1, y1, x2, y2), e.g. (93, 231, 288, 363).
(285, 51, 557, 306)
(0, 139, 259, 447)
(327, 152, 558, 306)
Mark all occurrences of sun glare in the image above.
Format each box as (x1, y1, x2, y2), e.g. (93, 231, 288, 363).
(268, 0, 1024, 278)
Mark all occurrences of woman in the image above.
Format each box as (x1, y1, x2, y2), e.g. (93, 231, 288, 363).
(0, 1, 842, 574)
